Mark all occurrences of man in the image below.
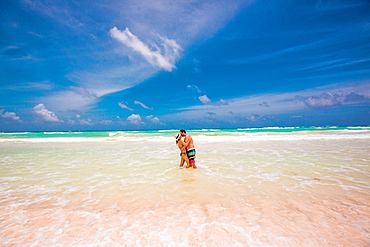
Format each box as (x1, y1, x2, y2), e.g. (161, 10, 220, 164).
(180, 129, 197, 168)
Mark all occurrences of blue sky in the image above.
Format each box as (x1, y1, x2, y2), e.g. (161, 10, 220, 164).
(1, 0, 369, 131)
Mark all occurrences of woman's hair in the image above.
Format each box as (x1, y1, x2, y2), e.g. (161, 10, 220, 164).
(174, 133, 181, 144)
(180, 129, 186, 133)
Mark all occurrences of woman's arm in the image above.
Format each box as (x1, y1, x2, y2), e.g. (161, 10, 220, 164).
(178, 140, 186, 152)
(182, 138, 189, 148)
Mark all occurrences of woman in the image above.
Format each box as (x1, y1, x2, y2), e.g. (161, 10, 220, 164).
(174, 133, 191, 168)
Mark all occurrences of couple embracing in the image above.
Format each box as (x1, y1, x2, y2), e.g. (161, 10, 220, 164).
(174, 129, 197, 169)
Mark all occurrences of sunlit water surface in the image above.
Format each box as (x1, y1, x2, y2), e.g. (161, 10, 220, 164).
(0, 128, 369, 246)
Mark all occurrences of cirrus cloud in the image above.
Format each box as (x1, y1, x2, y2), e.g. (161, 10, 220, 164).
(118, 101, 134, 111)
(134, 101, 153, 110)
(165, 81, 370, 125)
(110, 27, 181, 72)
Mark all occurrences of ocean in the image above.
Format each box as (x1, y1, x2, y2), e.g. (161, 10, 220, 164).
(0, 126, 369, 246)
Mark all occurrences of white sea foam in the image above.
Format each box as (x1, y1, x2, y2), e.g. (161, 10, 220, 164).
(0, 132, 30, 135)
(0, 131, 369, 143)
(44, 132, 66, 134)
(108, 131, 123, 137)
(0, 129, 369, 246)
(0, 137, 108, 143)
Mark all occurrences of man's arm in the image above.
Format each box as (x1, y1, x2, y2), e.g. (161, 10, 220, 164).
(183, 135, 192, 149)
(183, 135, 190, 148)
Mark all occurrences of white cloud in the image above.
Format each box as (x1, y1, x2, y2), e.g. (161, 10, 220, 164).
(67, 62, 157, 98)
(110, 27, 181, 72)
(134, 101, 153, 110)
(5, 81, 54, 91)
(316, 2, 367, 11)
(127, 114, 143, 125)
(118, 101, 134, 111)
(100, 120, 112, 125)
(17, 1, 252, 117)
(344, 92, 366, 103)
(146, 115, 161, 124)
(69, 86, 97, 98)
(187, 84, 202, 93)
(215, 99, 229, 105)
(165, 80, 370, 123)
(302, 92, 340, 109)
(199, 95, 211, 104)
(33, 104, 63, 122)
(79, 119, 93, 125)
(299, 91, 368, 109)
(37, 90, 98, 112)
(0, 110, 21, 121)
(188, 85, 227, 106)
(18, 1, 253, 117)
(117, 1, 251, 47)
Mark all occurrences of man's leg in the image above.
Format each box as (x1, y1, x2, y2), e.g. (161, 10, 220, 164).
(187, 149, 196, 168)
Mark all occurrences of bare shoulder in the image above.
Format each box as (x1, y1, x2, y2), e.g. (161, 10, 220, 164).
(185, 134, 192, 141)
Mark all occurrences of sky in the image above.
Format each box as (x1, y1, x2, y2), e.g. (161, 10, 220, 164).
(1, 0, 370, 131)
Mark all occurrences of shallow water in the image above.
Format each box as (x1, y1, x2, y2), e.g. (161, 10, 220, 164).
(0, 128, 369, 246)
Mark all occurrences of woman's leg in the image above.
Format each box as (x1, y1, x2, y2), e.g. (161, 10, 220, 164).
(179, 156, 185, 167)
(182, 153, 191, 168)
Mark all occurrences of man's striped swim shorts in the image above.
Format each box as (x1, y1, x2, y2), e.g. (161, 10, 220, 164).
(186, 148, 196, 164)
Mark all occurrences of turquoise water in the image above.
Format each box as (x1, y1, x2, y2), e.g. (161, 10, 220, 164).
(1, 126, 369, 139)
(0, 126, 369, 246)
